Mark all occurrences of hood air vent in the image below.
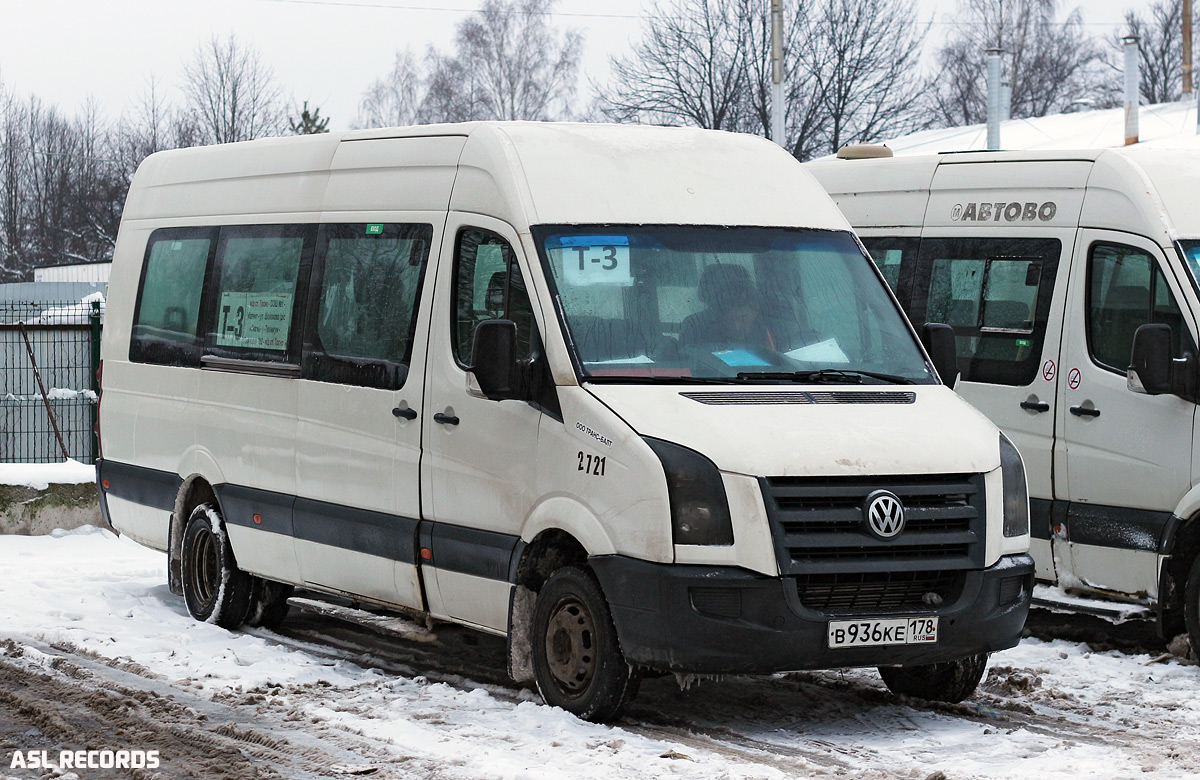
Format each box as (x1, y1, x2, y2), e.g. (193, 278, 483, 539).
(680, 391, 916, 406)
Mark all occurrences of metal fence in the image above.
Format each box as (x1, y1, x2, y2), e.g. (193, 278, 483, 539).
(1, 299, 103, 464)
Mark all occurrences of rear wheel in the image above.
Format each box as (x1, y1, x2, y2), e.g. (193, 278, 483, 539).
(246, 579, 294, 629)
(1183, 554, 1200, 658)
(878, 653, 988, 703)
(181, 503, 253, 629)
(531, 566, 640, 722)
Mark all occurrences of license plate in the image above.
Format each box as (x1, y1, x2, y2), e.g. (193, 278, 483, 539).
(827, 617, 939, 648)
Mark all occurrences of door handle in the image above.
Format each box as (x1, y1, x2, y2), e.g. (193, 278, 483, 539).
(433, 412, 460, 426)
(1069, 405, 1100, 418)
(1020, 400, 1050, 413)
(392, 406, 418, 420)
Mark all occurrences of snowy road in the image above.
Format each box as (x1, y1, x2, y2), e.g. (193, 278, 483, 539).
(1, 528, 1198, 779)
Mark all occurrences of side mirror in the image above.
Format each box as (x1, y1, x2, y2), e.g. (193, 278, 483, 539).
(1128, 323, 1173, 395)
(922, 323, 960, 389)
(471, 319, 520, 401)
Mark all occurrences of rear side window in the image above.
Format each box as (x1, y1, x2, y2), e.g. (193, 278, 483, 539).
(207, 225, 313, 362)
(303, 223, 433, 389)
(1088, 242, 1190, 372)
(130, 228, 215, 366)
(860, 236, 919, 302)
(913, 238, 1060, 386)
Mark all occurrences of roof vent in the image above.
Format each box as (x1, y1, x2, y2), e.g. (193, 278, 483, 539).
(836, 144, 894, 160)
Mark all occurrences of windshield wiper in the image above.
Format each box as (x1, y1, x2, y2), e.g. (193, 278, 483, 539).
(584, 375, 743, 384)
(735, 368, 915, 385)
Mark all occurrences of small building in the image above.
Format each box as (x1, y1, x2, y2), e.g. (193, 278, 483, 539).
(869, 101, 1198, 155)
(33, 262, 112, 284)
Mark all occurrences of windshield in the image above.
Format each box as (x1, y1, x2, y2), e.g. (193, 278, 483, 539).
(534, 225, 935, 384)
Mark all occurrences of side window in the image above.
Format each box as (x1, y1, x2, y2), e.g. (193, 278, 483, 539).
(453, 228, 534, 365)
(859, 236, 919, 308)
(303, 223, 433, 389)
(1087, 242, 1189, 372)
(130, 228, 215, 366)
(914, 238, 1060, 386)
(207, 226, 312, 362)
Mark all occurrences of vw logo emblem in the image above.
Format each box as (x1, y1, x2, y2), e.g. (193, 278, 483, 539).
(864, 490, 905, 539)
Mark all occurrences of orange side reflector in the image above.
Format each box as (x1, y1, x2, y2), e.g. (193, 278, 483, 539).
(420, 548, 433, 560)
(253, 514, 263, 525)
(102, 480, 110, 490)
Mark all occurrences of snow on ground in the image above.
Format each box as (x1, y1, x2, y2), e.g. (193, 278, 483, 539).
(0, 460, 95, 490)
(1, 528, 1198, 779)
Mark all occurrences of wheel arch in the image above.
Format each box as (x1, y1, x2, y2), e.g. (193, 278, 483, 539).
(507, 526, 592, 684)
(167, 475, 220, 596)
(1162, 511, 1200, 633)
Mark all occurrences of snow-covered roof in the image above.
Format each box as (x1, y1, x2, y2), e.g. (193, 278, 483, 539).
(877, 101, 1200, 155)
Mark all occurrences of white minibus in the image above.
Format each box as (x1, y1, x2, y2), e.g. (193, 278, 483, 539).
(98, 122, 1032, 720)
(809, 144, 1200, 654)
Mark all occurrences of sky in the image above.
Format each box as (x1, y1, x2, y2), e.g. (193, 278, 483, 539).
(0, 0, 1156, 131)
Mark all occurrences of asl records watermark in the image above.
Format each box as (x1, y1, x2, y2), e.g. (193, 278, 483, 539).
(9, 749, 160, 771)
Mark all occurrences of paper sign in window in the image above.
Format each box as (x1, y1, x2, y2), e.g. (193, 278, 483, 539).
(216, 292, 293, 350)
(560, 236, 633, 287)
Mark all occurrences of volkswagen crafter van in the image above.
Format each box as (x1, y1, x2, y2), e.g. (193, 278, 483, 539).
(97, 122, 1032, 721)
(809, 143, 1200, 655)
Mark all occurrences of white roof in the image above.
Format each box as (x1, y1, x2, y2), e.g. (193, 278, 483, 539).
(873, 101, 1200, 156)
(124, 121, 850, 232)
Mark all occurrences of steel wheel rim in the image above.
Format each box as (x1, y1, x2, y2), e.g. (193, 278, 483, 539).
(544, 595, 597, 696)
(187, 525, 219, 611)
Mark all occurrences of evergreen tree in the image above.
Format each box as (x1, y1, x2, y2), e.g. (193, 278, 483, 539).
(290, 101, 330, 135)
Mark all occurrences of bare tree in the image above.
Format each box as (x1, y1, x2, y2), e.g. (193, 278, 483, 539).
(434, 0, 582, 121)
(924, 0, 1102, 126)
(802, 0, 927, 154)
(595, 0, 925, 160)
(355, 49, 428, 128)
(596, 0, 751, 130)
(1113, 0, 1187, 105)
(357, 0, 582, 125)
(181, 34, 286, 144)
(0, 84, 28, 281)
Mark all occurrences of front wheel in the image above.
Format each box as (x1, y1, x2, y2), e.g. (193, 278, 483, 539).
(181, 503, 253, 629)
(878, 653, 988, 703)
(1183, 554, 1200, 659)
(531, 566, 640, 722)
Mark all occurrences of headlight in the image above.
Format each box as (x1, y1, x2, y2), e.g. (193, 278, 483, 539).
(644, 437, 734, 546)
(999, 433, 1029, 538)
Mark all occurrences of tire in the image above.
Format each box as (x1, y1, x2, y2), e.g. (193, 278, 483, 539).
(878, 653, 989, 704)
(1183, 553, 1200, 659)
(245, 579, 294, 629)
(531, 566, 640, 722)
(181, 503, 253, 629)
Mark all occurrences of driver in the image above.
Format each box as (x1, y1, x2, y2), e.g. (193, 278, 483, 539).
(679, 264, 775, 351)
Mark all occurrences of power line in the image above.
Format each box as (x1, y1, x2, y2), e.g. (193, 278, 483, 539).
(255, 0, 642, 19)
(256, 0, 1130, 26)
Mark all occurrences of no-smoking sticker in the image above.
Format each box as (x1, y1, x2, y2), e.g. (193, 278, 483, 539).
(1042, 360, 1056, 382)
(1068, 368, 1081, 390)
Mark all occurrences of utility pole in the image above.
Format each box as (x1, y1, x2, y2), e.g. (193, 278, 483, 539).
(770, 0, 785, 148)
(1124, 36, 1140, 145)
(987, 48, 1003, 150)
(1185, 0, 1194, 99)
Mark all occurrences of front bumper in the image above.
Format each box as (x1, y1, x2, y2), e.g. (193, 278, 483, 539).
(590, 553, 1034, 674)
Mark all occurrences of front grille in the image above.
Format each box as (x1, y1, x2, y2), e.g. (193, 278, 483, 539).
(761, 473, 986, 577)
(796, 570, 964, 613)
